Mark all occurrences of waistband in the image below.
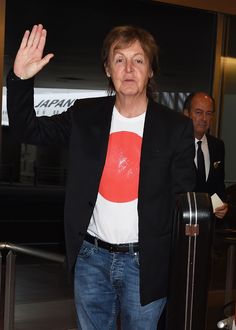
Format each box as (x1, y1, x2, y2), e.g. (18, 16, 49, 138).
(84, 233, 139, 253)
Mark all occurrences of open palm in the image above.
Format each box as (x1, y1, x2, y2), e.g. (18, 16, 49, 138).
(13, 24, 54, 80)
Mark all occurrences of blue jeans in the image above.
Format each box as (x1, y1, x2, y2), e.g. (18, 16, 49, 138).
(74, 240, 166, 330)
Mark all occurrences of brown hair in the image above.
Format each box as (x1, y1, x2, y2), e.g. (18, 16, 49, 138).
(101, 25, 159, 99)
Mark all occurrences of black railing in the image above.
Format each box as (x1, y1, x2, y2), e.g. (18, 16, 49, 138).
(0, 242, 65, 330)
(33, 165, 67, 186)
(0, 163, 68, 187)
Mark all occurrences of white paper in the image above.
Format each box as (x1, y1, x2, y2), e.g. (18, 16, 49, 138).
(211, 193, 224, 213)
(233, 319, 236, 330)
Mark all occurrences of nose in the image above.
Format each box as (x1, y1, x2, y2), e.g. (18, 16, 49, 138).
(200, 112, 207, 121)
(125, 60, 133, 73)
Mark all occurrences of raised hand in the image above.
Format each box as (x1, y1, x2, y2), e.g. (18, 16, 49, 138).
(13, 24, 54, 80)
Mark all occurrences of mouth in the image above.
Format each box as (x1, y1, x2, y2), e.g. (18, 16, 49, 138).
(123, 79, 135, 83)
(198, 122, 207, 127)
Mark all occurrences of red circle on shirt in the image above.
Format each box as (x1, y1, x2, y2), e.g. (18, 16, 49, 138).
(99, 131, 142, 203)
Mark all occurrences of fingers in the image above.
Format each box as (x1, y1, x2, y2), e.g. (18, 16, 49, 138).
(27, 24, 43, 48)
(215, 203, 228, 212)
(37, 29, 47, 53)
(19, 30, 30, 49)
(40, 53, 55, 68)
(14, 23, 54, 79)
(215, 204, 228, 219)
(20, 24, 45, 51)
(33, 24, 46, 51)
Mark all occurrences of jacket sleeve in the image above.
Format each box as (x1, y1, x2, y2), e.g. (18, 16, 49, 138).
(6, 69, 72, 147)
(172, 117, 196, 194)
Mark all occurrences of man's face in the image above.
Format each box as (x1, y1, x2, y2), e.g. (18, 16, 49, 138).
(105, 40, 153, 98)
(186, 94, 214, 140)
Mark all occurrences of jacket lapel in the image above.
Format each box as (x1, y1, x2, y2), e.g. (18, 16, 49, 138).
(206, 135, 217, 183)
(91, 98, 115, 178)
(141, 99, 165, 159)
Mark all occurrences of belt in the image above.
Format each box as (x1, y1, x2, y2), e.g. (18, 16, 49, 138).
(84, 233, 139, 253)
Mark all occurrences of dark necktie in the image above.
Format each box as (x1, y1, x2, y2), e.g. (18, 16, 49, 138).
(197, 140, 206, 186)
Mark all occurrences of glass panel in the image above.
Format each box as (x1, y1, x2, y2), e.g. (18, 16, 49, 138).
(220, 15, 236, 185)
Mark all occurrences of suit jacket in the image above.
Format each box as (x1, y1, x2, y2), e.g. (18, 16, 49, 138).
(195, 134, 226, 201)
(7, 71, 196, 305)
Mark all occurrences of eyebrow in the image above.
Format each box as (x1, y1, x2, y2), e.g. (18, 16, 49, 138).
(193, 107, 213, 112)
(113, 50, 145, 57)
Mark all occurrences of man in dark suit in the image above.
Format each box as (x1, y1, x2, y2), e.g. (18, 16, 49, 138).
(183, 92, 228, 219)
(7, 24, 196, 329)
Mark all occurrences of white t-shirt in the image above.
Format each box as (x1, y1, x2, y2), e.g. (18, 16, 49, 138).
(87, 106, 146, 243)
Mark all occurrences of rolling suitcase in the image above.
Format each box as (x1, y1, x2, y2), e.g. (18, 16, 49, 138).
(166, 192, 214, 330)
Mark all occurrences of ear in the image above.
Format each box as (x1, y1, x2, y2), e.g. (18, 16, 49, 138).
(104, 64, 111, 77)
(183, 109, 189, 117)
(149, 71, 153, 78)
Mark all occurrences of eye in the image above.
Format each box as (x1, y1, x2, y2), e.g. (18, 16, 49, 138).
(134, 57, 144, 64)
(206, 112, 213, 117)
(114, 55, 124, 64)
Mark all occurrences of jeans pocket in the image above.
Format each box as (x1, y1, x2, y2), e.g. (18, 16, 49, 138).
(78, 241, 97, 259)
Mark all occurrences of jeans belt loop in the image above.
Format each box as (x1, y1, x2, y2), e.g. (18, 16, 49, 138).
(129, 243, 134, 254)
(94, 237, 98, 248)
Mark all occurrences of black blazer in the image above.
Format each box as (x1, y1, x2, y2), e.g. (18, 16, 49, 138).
(7, 71, 196, 305)
(195, 134, 226, 201)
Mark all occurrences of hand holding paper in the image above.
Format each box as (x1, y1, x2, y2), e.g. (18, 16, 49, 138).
(211, 193, 223, 212)
(211, 193, 228, 219)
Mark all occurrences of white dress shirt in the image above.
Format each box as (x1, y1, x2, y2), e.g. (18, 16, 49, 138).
(195, 135, 210, 180)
